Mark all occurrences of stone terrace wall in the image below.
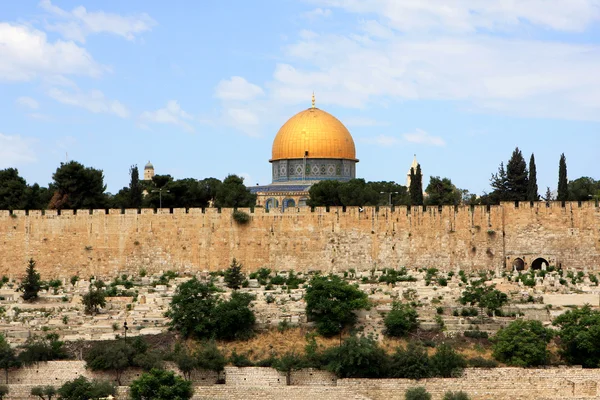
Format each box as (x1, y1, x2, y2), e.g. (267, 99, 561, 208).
(0, 202, 598, 278)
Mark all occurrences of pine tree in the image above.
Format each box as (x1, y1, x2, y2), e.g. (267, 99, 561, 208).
(129, 165, 143, 208)
(19, 258, 41, 302)
(527, 153, 539, 202)
(490, 162, 508, 202)
(506, 147, 528, 201)
(544, 187, 553, 202)
(557, 153, 568, 201)
(224, 258, 245, 290)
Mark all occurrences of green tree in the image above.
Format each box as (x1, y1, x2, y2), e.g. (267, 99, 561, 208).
(367, 181, 409, 206)
(57, 376, 114, 400)
(82, 287, 106, 315)
(430, 344, 467, 377)
(389, 342, 431, 379)
(383, 302, 418, 338)
(459, 282, 507, 314)
(568, 177, 600, 201)
(305, 275, 370, 337)
(0, 334, 20, 384)
(307, 180, 342, 207)
(322, 336, 389, 378)
(129, 165, 143, 208)
(173, 344, 196, 381)
(489, 162, 509, 203)
(0, 168, 28, 210)
(553, 305, 600, 367)
(425, 177, 461, 206)
(84, 337, 158, 385)
(194, 341, 226, 373)
(492, 320, 552, 367)
(527, 154, 539, 202)
(18, 333, 68, 365)
(213, 175, 256, 208)
(31, 385, 57, 400)
(167, 278, 255, 340)
(505, 147, 529, 201)
(48, 161, 107, 209)
(443, 391, 470, 400)
(557, 153, 568, 201)
(224, 258, 245, 290)
(213, 291, 256, 340)
(338, 179, 380, 206)
(409, 165, 424, 205)
(405, 387, 431, 400)
(199, 177, 222, 206)
(19, 258, 41, 302)
(130, 369, 193, 400)
(273, 351, 306, 385)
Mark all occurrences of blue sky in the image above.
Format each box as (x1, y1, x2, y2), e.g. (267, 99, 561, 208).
(1, 1, 599, 196)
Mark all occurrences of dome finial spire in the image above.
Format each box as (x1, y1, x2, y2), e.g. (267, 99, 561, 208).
(311, 92, 315, 109)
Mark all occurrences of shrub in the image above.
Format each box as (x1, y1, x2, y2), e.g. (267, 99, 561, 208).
(270, 275, 286, 285)
(305, 275, 369, 337)
(224, 258, 245, 290)
(229, 350, 254, 367)
(463, 329, 488, 339)
(130, 369, 193, 400)
(195, 341, 226, 373)
(322, 336, 389, 378)
(57, 376, 114, 400)
(468, 357, 498, 368)
(31, 385, 56, 400)
(430, 344, 467, 378)
(18, 334, 69, 365)
(492, 320, 552, 367)
(232, 210, 250, 224)
(390, 342, 431, 379)
(436, 307, 444, 315)
(553, 305, 600, 367)
(384, 302, 419, 338)
(405, 387, 431, 400)
(443, 391, 470, 400)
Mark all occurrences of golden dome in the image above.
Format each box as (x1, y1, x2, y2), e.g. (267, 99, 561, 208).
(271, 104, 357, 162)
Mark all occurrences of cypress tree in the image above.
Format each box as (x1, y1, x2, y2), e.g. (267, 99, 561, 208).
(557, 153, 568, 201)
(415, 164, 424, 205)
(19, 258, 41, 302)
(506, 147, 528, 201)
(527, 154, 539, 202)
(409, 167, 417, 205)
(129, 165, 143, 208)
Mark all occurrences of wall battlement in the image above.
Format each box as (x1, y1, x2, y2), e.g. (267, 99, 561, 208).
(0, 202, 599, 278)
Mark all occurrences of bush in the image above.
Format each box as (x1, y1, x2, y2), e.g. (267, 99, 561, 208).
(195, 341, 226, 373)
(82, 288, 106, 315)
(463, 329, 488, 339)
(468, 357, 498, 368)
(232, 210, 250, 224)
(492, 320, 552, 367)
(443, 391, 470, 400)
(322, 336, 389, 378)
(390, 342, 431, 379)
(270, 275, 286, 285)
(31, 385, 56, 400)
(229, 350, 254, 367)
(553, 305, 600, 367)
(384, 302, 419, 338)
(405, 387, 431, 400)
(57, 376, 114, 400)
(18, 334, 69, 365)
(305, 275, 370, 337)
(130, 369, 193, 400)
(430, 344, 467, 378)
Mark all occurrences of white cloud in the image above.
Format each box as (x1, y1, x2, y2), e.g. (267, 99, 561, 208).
(303, 8, 332, 19)
(139, 100, 194, 132)
(0, 23, 105, 82)
(403, 129, 445, 146)
(39, 0, 156, 43)
(16, 96, 39, 110)
(0, 134, 37, 168)
(361, 135, 401, 146)
(314, 0, 600, 32)
(48, 88, 129, 118)
(215, 77, 264, 101)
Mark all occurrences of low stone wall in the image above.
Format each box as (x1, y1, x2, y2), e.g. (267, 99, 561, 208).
(223, 366, 286, 386)
(290, 368, 337, 386)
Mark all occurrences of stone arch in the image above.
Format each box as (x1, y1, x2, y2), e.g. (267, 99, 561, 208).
(265, 198, 279, 210)
(531, 257, 549, 270)
(283, 198, 296, 210)
(513, 258, 525, 271)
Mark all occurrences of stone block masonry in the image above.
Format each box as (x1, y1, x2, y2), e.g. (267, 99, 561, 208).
(0, 201, 598, 278)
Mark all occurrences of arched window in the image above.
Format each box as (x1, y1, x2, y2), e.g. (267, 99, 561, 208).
(265, 198, 279, 210)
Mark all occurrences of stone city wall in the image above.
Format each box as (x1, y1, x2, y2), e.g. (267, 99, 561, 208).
(0, 202, 598, 278)
(4, 365, 600, 400)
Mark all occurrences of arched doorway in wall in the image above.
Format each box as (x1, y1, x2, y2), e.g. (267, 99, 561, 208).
(531, 258, 549, 270)
(513, 258, 525, 271)
(283, 198, 296, 210)
(266, 198, 279, 210)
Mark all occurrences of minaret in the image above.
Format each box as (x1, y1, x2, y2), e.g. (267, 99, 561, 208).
(144, 161, 155, 181)
(406, 154, 418, 187)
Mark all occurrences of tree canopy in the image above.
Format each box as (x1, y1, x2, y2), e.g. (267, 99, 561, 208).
(308, 179, 409, 207)
(49, 161, 107, 209)
(553, 305, 600, 367)
(130, 369, 193, 400)
(304, 275, 370, 336)
(492, 320, 552, 367)
(425, 177, 462, 206)
(213, 175, 256, 208)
